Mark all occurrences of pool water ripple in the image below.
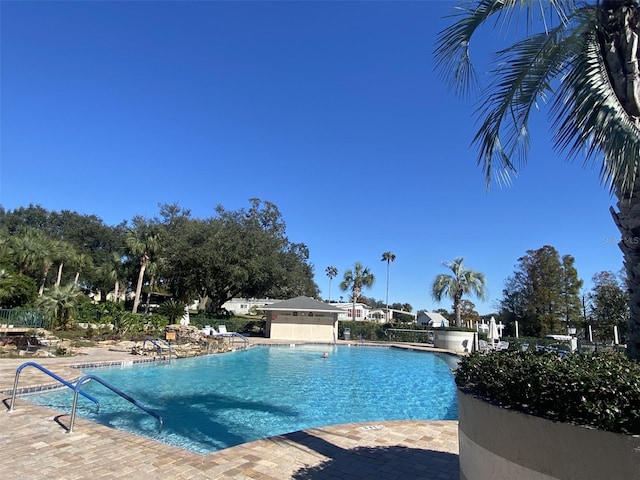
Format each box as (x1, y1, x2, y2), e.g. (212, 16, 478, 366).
(25, 345, 458, 454)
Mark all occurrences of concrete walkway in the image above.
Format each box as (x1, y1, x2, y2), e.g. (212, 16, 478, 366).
(0, 342, 459, 479)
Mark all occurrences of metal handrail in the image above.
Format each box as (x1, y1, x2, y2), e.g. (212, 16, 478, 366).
(9, 361, 100, 412)
(219, 332, 249, 349)
(69, 374, 163, 433)
(142, 337, 172, 359)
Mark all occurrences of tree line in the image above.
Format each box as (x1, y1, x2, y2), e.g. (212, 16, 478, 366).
(426, 249, 627, 343)
(0, 199, 319, 316)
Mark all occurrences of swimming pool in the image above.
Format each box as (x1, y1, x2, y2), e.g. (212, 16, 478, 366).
(25, 345, 458, 454)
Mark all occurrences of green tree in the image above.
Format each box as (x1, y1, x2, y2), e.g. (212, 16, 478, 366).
(435, 0, 640, 357)
(35, 283, 83, 329)
(0, 269, 37, 308)
(459, 299, 481, 328)
(431, 257, 487, 328)
(560, 254, 584, 326)
(325, 266, 338, 302)
(340, 262, 375, 321)
(157, 299, 187, 324)
(588, 270, 629, 341)
(500, 246, 583, 337)
(381, 251, 396, 322)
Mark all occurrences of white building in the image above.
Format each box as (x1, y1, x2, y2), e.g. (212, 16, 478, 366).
(329, 302, 373, 321)
(416, 311, 450, 328)
(221, 298, 277, 315)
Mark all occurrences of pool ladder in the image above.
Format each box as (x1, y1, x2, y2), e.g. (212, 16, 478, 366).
(8, 361, 163, 433)
(143, 337, 173, 360)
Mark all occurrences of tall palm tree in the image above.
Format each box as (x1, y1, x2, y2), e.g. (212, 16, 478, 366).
(99, 252, 125, 302)
(10, 228, 47, 276)
(325, 266, 338, 302)
(54, 241, 75, 287)
(72, 252, 94, 286)
(434, 1, 640, 357)
(431, 257, 486, 328)
(126, 228, 160, 314)
(340, 262, 375, 321)
(381, 252, 396, 322)
(37, 238, 61, 297)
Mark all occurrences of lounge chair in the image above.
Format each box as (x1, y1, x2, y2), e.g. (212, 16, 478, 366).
(478, 339, 489, 353)
(218, 325, 231, 335)
(496, 341, 510, 351)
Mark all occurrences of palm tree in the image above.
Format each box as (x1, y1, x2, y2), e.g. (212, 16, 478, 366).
(99, 252, 125, 302)
(340, 262, 375, 321)
(381, 252, 396, 323)
(325, 266, 338, 302)
(431, 257, 486, 328)
(72, 252, 94, 286)
(36, 283, 83, 330)
(126, 228, 160, 314)
(434, 1, 640, 356)
(37, 238, 61, 296)
(54, 241, 76, 287)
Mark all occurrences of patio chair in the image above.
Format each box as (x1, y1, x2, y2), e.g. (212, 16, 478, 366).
(478, 339, 490, 353)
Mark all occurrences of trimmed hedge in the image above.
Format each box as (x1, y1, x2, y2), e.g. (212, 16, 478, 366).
(455, 350, 640, 435)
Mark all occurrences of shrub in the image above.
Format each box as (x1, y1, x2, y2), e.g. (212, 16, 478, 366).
(455, 350, 640, 435)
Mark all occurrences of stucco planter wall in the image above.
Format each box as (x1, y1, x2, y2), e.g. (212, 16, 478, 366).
(433, 330, 475, 353)
(458, 391, 640, 480)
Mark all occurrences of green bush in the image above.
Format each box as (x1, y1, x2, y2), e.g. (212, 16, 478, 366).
(455, 350, 640, 435)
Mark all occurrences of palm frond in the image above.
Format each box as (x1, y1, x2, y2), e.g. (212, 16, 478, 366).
(434, 0, 576, 99)
(473, 8, 591, 188)
(552, 28, 640, 197)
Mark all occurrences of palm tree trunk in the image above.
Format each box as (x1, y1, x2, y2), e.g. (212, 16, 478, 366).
(132, 263, 146, 314)
(385, 261, 390, 323)
(55, 262, 64, 287)
(144, 274, 156, 314)
(38, 263, 51, 296)
(454, 290, 463, 328)
(352, 286, 361, 321)
(611, 180, 640, 359)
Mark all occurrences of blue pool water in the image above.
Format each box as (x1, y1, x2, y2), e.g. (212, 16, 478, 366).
(25, 345, 458, 454)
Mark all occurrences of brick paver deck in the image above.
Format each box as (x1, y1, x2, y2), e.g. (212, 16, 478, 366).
(0, 342, 459, 479)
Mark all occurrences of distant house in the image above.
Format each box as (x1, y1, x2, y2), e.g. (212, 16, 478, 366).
(328, 302, 372, 321)
(221, 298, 277, 315)
(262, 296, 345, 342)
(416, 311, 450, 328)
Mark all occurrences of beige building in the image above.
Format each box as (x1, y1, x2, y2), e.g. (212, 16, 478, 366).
(262, 296, 344, 342)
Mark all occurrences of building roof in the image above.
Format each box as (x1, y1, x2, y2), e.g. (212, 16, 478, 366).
(262, 296, 344, 313)
(418, 311, 449, 325)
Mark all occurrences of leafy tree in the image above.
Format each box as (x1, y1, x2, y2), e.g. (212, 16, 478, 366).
(340, 262, 375, 321)
(325, 266, 338, 302)
(381, 251, 396, 322)
(160, 199, 316, 312)
(0, 269, 37, 308)
(500, 246, 583, 337)
(434, 0, 640, 358)
(459, 299, 481, 328)
(560, 254, 584, 325)
(588, 270, 629, 341)
(431, 257, 487, 327)
(267, 242, 319, 299)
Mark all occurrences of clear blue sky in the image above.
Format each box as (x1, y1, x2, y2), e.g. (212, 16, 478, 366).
(0, 1, 622, 315)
